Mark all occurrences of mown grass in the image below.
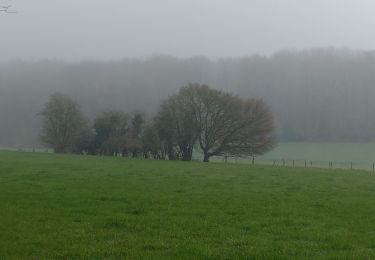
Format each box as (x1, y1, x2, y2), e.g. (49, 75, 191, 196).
(1, 151, 375, 259)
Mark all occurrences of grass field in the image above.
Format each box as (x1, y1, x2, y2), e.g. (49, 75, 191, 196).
(2, 151, 375, 258)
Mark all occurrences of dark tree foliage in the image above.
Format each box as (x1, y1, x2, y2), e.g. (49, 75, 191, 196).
(93, 111, 129, 155)
(141, 123, 162, 159)
(131, 113, 145, 138)
(40, 93, 89, 153)
(155, 90, 199, 161)
(128, 112, 145, 157)
(91, 111, 146, 157)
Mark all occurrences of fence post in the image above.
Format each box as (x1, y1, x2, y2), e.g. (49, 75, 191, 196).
(252, 156, 255, 165)
(373, 163, 374, 173)
(310, 161, 313, 167)
(350, 161, 352, 170)
(283, 159, 285, 167)
(292, 160, 295, 167)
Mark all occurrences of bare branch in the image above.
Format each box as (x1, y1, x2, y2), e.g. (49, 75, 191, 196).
(0, 4, 17, 14)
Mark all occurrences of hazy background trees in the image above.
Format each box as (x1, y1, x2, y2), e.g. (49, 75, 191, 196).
(1, 48, 375, 148)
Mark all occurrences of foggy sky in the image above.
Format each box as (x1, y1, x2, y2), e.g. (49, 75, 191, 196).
(1, 0, 375, 61)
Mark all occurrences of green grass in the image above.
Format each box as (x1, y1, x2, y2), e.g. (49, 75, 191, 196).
(2, 151, 375, 258)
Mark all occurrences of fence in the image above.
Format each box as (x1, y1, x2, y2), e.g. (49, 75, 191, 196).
(3, 147, 375, 172)
(218, 156, 375, 172)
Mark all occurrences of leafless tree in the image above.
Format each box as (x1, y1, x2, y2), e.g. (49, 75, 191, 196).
(156, 83, 275, 162)
(40, 93, 88, 153)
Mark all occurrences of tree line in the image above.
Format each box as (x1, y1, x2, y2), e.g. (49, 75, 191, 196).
(40, 84, 274, 162)
(2, 48, 375, 147)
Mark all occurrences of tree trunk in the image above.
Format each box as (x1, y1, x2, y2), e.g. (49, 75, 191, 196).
(203, 153, 209, 162)
(168, 150, 176, 160)
(181, 146, 193, 161)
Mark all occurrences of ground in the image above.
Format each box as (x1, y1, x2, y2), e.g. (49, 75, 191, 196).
(1, 151, 375, 259)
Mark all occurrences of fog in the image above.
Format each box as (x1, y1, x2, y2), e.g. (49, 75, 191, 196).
(1, 49, 375, 147)
(1, 1, 375, 147)
(1, 0, 375, 60)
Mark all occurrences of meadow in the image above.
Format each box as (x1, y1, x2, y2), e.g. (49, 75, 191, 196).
(2, 151, 375, 258)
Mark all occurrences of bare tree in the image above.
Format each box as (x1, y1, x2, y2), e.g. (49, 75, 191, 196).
(157, 84, 275, 162)
(40, 93, 88, 153)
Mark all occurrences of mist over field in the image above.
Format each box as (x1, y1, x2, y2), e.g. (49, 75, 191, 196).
(2, 0, 375, 60)
(1, 0, 375, 147)
(1, 49, 375, 147)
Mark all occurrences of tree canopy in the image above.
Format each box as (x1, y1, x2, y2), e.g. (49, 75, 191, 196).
(156, 84, 275, 162)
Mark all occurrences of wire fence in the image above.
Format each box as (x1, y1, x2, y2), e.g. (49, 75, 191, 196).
(0, 147, 51, 153)
(217, 156, 375, 172)
(2, 147, 375, 172)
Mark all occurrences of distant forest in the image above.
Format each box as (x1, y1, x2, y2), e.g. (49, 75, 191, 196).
(1, 48, 375, 147)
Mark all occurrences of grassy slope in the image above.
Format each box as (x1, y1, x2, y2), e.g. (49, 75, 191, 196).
(1, 151, 375, 259)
